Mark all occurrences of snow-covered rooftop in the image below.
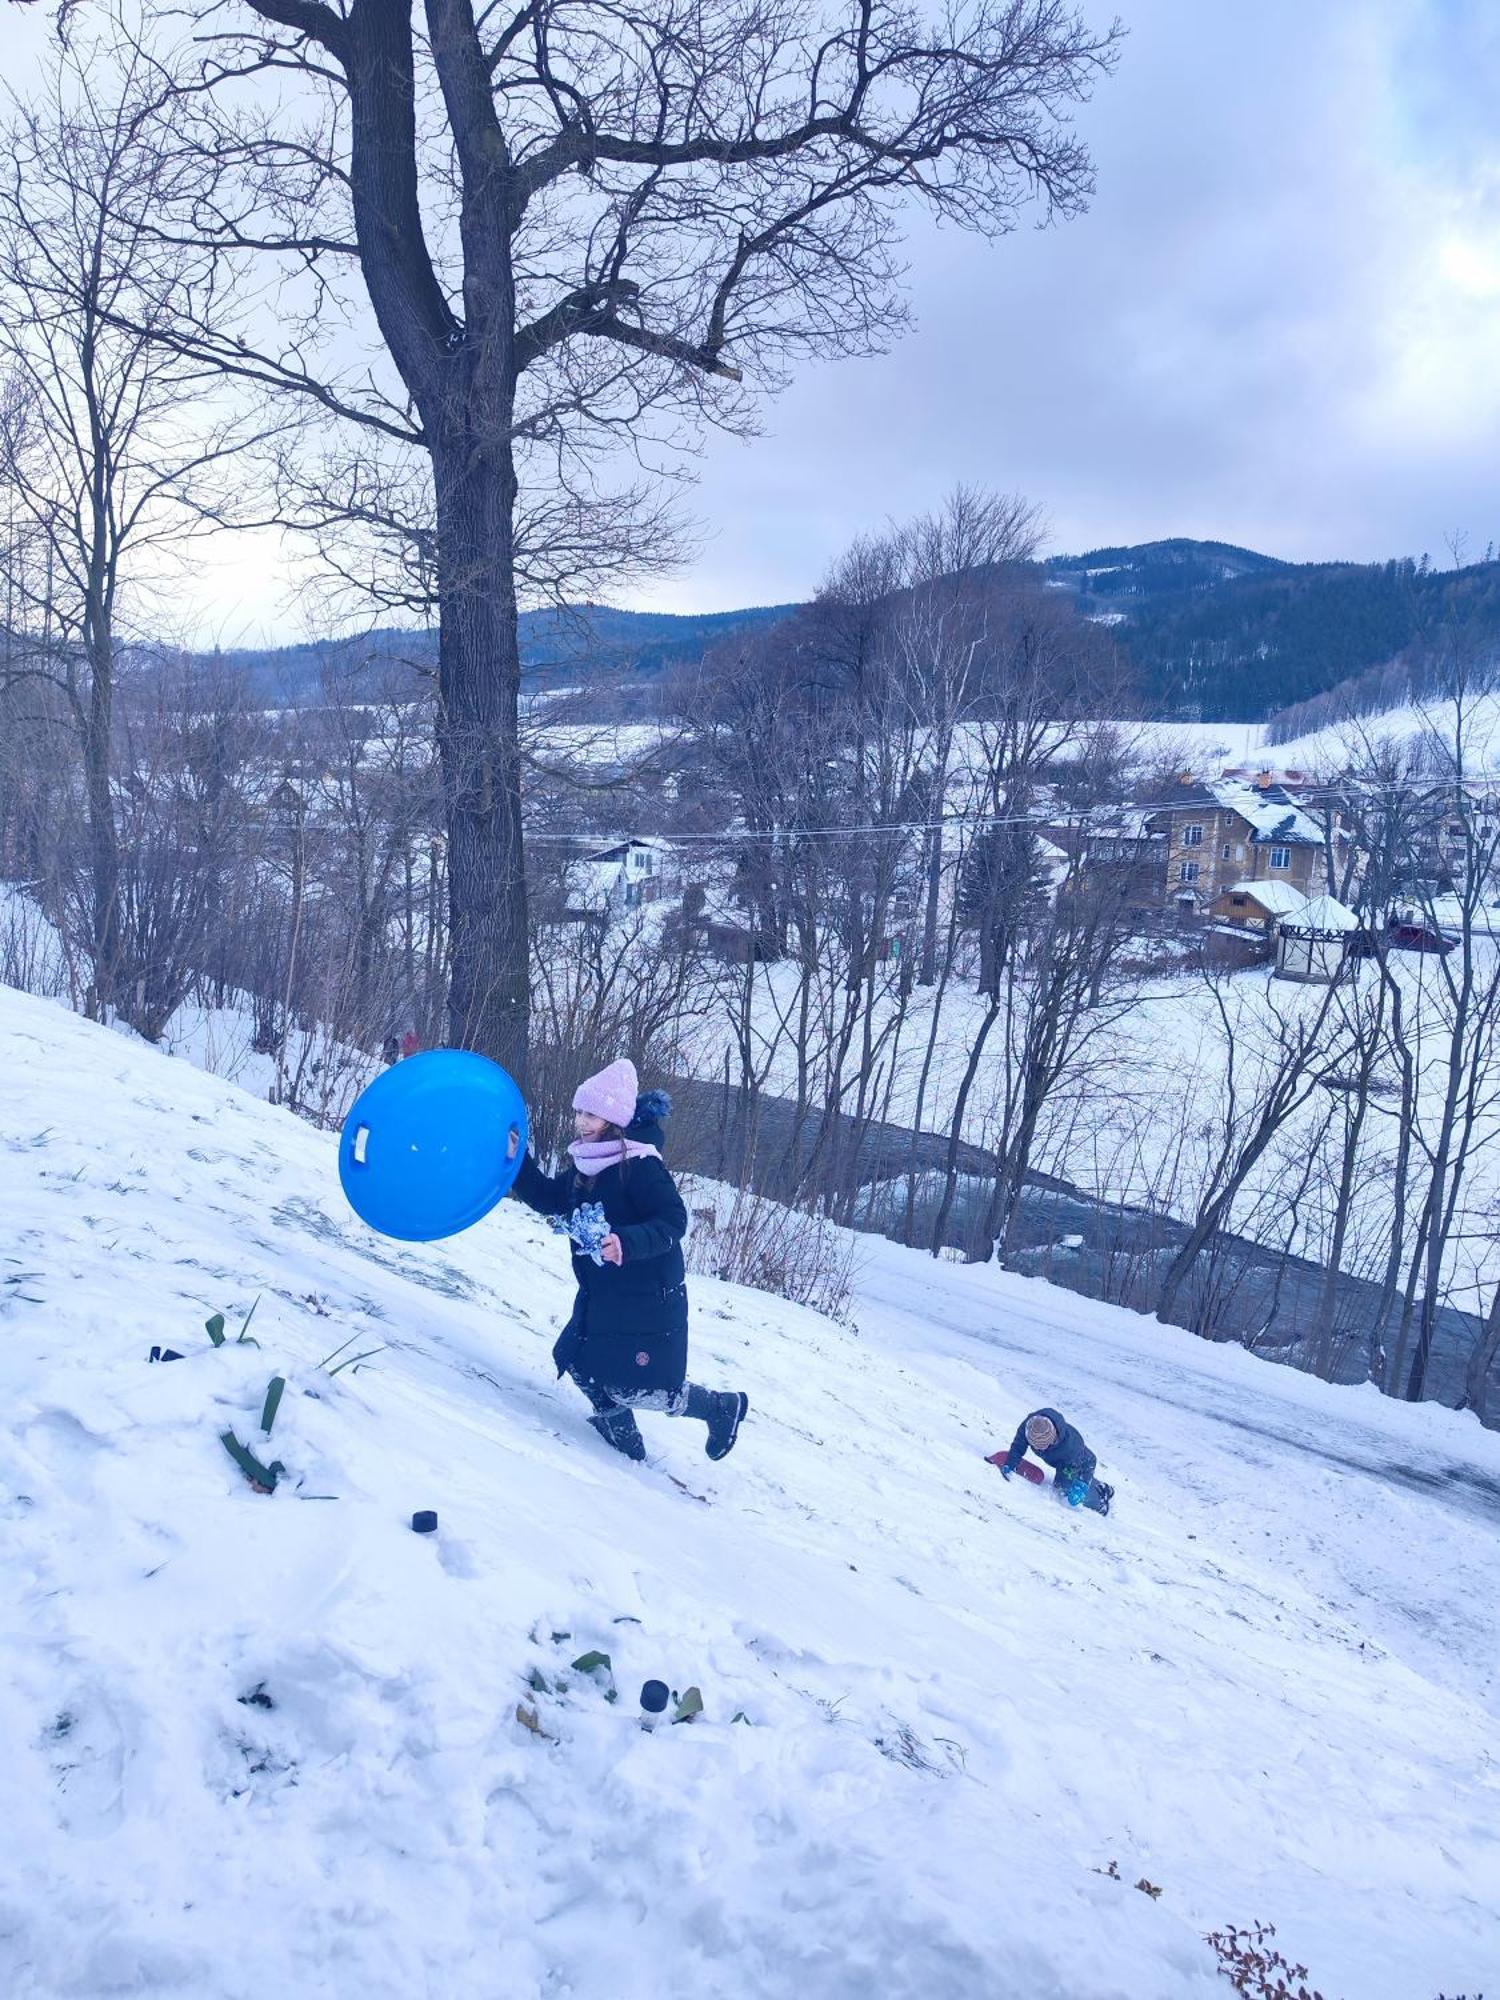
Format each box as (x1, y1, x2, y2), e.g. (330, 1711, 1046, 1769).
(1088, 808, 1161, 840)
(1229, 879, 1308, 917)
(1210, 779, 1325, 846)
(583, 834, 673, 862)
(1285, 893, 1360, 934)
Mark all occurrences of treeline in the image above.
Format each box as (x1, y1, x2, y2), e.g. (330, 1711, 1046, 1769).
(1115, 554, 1500, 721)
(143, 603, 798, 712)
(179, 542, 1500, 731)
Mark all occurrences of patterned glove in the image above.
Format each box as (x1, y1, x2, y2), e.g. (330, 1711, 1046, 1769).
(549, 1201, 611, 1265)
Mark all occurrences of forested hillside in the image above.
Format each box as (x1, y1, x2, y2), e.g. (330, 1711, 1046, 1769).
(148, 543, 1500, 725)
(1045, 542, 1500, 721)
(183, 602, 799, 707)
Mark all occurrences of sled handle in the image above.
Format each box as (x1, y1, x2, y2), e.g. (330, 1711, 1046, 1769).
(350, 1123, 370, 1167)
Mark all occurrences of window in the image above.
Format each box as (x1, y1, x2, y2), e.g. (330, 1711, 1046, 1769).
(1270, 845, 1290, 869)
(1221, 843, 1233, 860)
(1231, 894, 1247, 907)
(1181, 824, 1204, 848)
(1179, 860, 1200, 884)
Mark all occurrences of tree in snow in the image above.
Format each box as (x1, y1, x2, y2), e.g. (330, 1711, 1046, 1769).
(70, 0, 1120, 1075)
(0, 35, 266, 1030)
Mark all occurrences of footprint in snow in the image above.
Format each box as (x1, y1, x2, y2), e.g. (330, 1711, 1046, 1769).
(44, 1697, 128, 1837)
(436, 1535, 481, 1581)
(19, 1409, 115, 1493)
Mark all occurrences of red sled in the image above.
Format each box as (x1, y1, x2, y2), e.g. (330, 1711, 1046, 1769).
(985, 1452, 1045, 1484)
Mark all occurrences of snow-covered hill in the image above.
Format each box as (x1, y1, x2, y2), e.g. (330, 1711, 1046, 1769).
(1267, 691, 1500, 774)
(2, 984, 1497, 2000)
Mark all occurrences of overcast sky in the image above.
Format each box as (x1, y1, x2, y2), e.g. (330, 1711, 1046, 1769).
(7, 0, 1500, 640)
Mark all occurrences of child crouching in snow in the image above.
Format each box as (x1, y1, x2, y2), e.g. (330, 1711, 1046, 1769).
(999, 1409, 1113, 1515)
(509, 1059, 749, 1465)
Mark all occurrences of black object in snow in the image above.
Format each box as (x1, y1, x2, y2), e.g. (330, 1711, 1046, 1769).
(640, 1680, 670, 1714)
(149, 1347, 185, 1363)
(411, 1510, 438, 1534)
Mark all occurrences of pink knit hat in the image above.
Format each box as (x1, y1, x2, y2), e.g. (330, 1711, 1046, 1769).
(572, 1057, 639, 1128)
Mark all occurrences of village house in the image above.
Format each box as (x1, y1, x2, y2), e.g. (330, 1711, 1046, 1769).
(567, 836, 682, 920)
(1210, 878, 1308, 932)
(1078, 809, 1168, 909)
(1146, 774, 1344, 917)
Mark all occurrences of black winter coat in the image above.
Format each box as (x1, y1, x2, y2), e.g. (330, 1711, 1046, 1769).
(510, 1138, 689, 1393)
(1002, 1407, 1096, 1480)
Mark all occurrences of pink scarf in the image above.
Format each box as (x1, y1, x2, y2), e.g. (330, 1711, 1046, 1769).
(568, 1136, 661, 1176)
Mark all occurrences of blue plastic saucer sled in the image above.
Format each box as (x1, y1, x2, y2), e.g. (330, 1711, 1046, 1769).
(338, 1049, 529, 1242)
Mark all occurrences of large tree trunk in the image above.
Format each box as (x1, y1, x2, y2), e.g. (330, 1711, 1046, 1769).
(919, 821, 943, 985)
(81, 633, 120, 1022)
(431, 436, 530, 1076)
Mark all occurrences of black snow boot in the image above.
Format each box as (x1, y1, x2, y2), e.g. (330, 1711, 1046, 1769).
(703, 1390, 749, 1462)
(588, 1407, 646, 1462)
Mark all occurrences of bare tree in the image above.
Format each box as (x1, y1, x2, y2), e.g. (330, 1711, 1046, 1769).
(0, 36, 259, 1027)
(969, 854, 1140, 1259)
(871, 485, 1044, 983)
(90, 0, 1119, 1072)
(1384, 694, 1500, 1403)
(1154, 967, 1345, 1335)
(1462, 1273, 1500, 1419)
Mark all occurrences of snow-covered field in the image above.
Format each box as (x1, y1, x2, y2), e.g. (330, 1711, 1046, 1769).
(1267, 692, 1500, 774)
(685, 931, 1500, 1308)
(2, 982, 1498, 1998)
(1102, 718, 1266, 770)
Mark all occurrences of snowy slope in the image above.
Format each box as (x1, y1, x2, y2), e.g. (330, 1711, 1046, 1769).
(1267, 692, 1500, 774)
(1, 985, 1497, 2000)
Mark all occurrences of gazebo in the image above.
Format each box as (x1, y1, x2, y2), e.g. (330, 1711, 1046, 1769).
(1275, 893, 1359, 983)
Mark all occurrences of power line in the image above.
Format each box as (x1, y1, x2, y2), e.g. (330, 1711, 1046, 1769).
(523, 776, 1500, 846)
(132, 774, 1500, 850)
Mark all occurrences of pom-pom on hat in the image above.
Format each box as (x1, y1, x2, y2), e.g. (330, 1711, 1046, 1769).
(1025, 1414, 1059, 1451)
(630, 1088, 672, 1130)
(573, 1058, 639, 1128)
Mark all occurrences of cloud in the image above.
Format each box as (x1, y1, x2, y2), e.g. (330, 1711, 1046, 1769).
(5, 0, 1495, 637)
(645, 0, 1500, 611)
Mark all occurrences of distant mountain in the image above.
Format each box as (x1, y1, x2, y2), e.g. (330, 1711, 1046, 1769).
(175, 600, 799, 707)
(518, 601, 799, 682)
(162, 539, 1500, 724)
(1046, 541, 1500, 723)
(1045, 538, 1290, 608)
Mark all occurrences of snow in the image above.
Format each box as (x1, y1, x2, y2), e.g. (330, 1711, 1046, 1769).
(1268, 693, 1500, 774)
(1228, 879, 1307, 917)
(2, 982, 1499, 1998)
(1208, 779, 1325, 848)
(679, 932, 1500, 1303)
(1099, 720, 1267, 770)
(1289, 894, 1360, 935)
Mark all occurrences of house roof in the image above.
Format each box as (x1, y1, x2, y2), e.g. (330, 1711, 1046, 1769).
(1228, 880, 1308, 917)
(1282, 893, 1359, 935)
(1211, 780, 1325, 846)
(583, 835, 670, 864)
(1088, 809, 1163, 840)
(1033, 836, 1074, 886)
(1153, 779, 1328, 847)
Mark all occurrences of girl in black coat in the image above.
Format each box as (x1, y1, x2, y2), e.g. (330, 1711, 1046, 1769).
(510, 1058, 749, 1464)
